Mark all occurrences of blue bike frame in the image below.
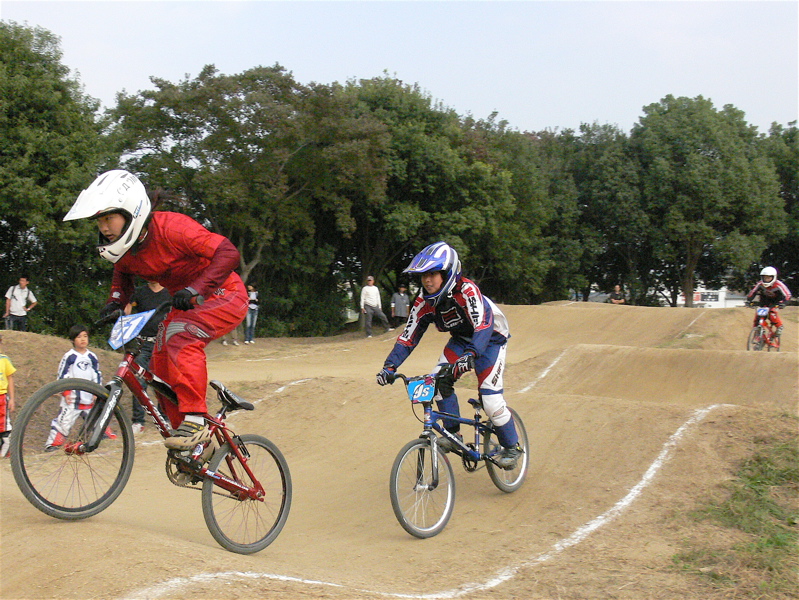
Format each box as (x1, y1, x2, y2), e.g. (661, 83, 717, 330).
(402, 374, 502, 466)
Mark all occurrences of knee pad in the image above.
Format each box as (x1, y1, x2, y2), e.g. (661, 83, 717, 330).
(482, 393, 511, 427)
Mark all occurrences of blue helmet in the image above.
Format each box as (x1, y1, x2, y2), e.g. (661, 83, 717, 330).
(403, 241, 461, 306)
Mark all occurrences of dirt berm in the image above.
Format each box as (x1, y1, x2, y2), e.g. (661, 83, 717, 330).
(1, 302, 796, 600)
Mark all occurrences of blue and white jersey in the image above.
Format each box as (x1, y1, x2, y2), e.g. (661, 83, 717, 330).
(385, 277, 509, 368)
(57, 349, 102, 407)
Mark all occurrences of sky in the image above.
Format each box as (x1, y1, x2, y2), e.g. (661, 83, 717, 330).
(1, 1, 797, 134)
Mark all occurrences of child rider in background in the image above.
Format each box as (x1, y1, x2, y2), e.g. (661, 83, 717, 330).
(64, 170, 248, 451)
(746, 266, 792, 337)
(375, 241, 522, 469)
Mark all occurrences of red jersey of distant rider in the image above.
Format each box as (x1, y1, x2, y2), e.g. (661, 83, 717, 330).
(107, 211, 248, 427)
(746, 279, 792, 329)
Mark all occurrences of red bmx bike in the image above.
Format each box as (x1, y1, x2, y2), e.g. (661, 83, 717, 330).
(746, 306, 781, 352)
(9, 303, 291, 554)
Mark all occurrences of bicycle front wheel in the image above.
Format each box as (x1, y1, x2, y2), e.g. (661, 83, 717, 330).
(747, 327, 765, 351)
(389, 438, 455, 538)
(201, 434, 291, 554)
(483, 407, 529, 493)
(10, 378, 135, 520)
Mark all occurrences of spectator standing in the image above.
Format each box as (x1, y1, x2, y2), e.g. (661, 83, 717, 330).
(360, 276, 393, 338)
(124, 280, 172, 433)
(607, 285, 626, 305)
(0, 333, 16, 458)
(244, 284, 259, 344)
(4, 277, 37, 331)
(45, 325, 113, 451)
(390, 284, 410, 328)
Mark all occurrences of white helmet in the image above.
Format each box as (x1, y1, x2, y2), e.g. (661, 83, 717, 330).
(64, 170, 151, 263)
(760, 266, 778, 288)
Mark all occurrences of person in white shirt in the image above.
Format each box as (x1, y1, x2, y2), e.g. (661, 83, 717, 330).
(45, 325, 115, 451)
(4, 276, 37, 331)
(360, 276, 393, 338)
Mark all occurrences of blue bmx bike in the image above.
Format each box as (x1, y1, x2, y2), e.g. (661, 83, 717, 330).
(388, 371, 529, 538)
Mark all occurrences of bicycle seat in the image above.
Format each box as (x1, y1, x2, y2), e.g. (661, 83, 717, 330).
(209, 380, 254, 412)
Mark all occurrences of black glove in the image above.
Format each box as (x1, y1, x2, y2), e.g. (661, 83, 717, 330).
(172, 287, 199, 311)
(96, 302, 122, 325)
(452, 352, 475, 381)
(376, 365, 396, 386)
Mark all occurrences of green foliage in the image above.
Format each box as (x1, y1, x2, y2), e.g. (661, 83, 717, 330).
(631, 95, 785, 305)
(3, 22, 794, 335)
(0, 21, 110, 334)
(759, 123, 799, 295)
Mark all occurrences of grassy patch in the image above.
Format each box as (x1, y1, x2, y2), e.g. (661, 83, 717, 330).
(673, 418, 799, 598)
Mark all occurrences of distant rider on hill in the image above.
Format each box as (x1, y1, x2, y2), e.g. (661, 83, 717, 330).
(746, 266, 792, 337)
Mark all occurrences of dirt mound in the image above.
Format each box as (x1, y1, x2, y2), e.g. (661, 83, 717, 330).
(1, 304, 796, 600)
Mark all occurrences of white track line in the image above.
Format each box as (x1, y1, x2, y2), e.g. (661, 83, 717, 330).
(123, 403, 732, 600)
(518, 348, 568, 393)
(674, 312, 704, 339)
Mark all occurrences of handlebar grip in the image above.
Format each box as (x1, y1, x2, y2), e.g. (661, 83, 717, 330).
(93, 309, 123, 328)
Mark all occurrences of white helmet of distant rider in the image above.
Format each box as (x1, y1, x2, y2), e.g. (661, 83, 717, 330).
(403, 241, 462, 306)
(64, 170, 151, 264)
(760, 266, 778, 289)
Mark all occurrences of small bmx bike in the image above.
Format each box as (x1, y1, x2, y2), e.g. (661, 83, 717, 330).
(10, 303, 291, 554)
(388, 371, 529, 538)
(747, 306, 781, 352)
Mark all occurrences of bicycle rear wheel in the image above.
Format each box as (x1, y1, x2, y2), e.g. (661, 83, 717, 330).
(483, 407, 529, 493)
(389, 438, 455, 538)
(10, 379, 135, 519)
(747, 327, 765, 351)
(201, 433, 291, 554)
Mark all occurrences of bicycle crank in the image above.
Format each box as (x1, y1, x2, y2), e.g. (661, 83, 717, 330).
(462, 443, 479, 472)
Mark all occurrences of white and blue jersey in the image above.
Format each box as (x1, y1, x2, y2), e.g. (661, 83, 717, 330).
(386, 277, 509, 369)
(58, 349, 102, 407)
(385, 276, 514, 430)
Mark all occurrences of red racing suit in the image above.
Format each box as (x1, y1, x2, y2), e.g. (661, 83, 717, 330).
(746, 280, 792, 329)
(107, 212, 248, 426)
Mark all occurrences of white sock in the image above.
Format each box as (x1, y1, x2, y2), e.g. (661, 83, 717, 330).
(184, 414, 205, 425)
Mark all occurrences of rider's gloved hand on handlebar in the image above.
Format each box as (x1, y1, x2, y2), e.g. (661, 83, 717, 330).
(376, 364, 396, 386)
(98, 301, 122, 323)
(172, 287, 199, 311)
(452, 351, 475, 381)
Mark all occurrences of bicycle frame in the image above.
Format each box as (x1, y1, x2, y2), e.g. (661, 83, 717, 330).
(399, 373, 503, 466)
(80, 336, 265, 500)
(751, 307, 780, 351)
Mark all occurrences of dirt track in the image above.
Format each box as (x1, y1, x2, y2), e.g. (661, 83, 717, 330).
(1, 302, 797, 600)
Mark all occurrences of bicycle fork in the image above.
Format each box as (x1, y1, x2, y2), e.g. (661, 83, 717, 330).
(416, 404, 442, 491)
(79, 380, 124, 453)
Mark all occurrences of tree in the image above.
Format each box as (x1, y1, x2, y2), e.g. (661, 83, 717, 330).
(559, 123, 651, 303)
(0, 22, 109, 333)
(110, 65, 390, 334)
(631, 95, 784, 306)
(759, 122, 799, 295)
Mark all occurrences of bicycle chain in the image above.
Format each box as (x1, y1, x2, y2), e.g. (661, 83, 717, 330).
(165, 450, 245, 499)
(165, 454, 202, 489)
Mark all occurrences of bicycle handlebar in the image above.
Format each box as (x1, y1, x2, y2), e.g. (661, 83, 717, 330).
(92, 296, 205, 329)
(394, 366, 454, 386)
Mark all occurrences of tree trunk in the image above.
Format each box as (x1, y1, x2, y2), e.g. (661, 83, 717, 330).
(680, 238, 704, 308)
